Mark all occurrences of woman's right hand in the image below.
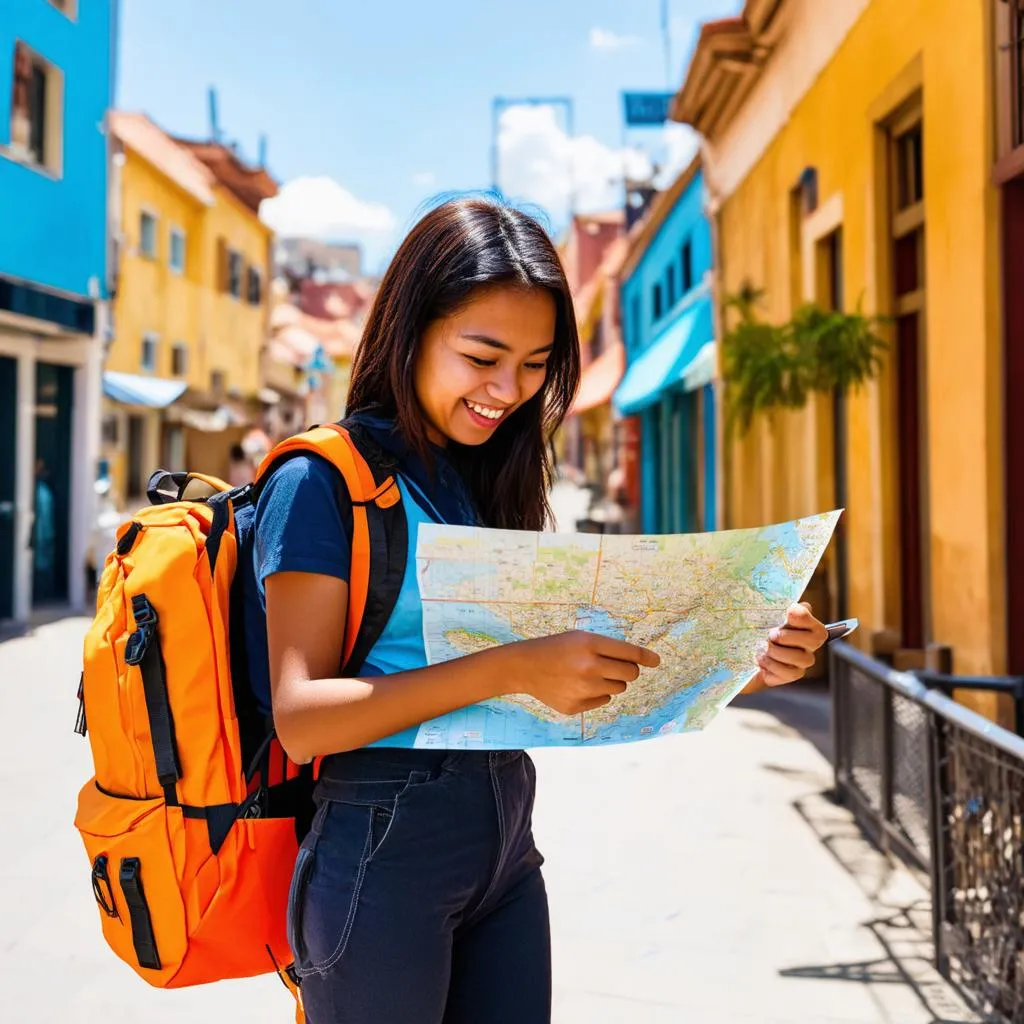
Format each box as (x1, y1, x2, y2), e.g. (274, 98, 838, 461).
(507, 630, 660, 715)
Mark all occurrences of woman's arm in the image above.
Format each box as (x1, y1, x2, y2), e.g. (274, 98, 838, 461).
(267, 571, 514, 761)
(266, 570, 658, 763)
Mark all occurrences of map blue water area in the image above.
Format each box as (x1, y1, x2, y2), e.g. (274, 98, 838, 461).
(425, 603, 524, 664)
(397, 663, 739, 750)
(750, 522, 808, 602)
(574, 605, 628, 640)
(413, 699, 583, 749)
(579, 664, 736, 745)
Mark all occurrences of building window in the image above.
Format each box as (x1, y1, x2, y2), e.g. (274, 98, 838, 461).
(653, 283, 663, 322)
(666, 265, 677, 309)
(171, 342, 189, 377)
(896, 124, 924, 210)
(210, 369, 226, 394)
(227, 251, 243, 298)
(101, 413, 119, 446)
(139, 212, 158, 259)
(681, 240, 694, 294)
(246, 266, 263, 306)
(169, 228, 186, 274)
(1011, 0, 1024, 149)
(7, 41, 63, 175)
(141, 333, 159, 373)
(631, 295, 641, 348)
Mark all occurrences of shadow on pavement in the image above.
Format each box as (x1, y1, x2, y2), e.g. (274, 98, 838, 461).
(782, 791, 979, 1024)
(732, 681, 834, 763)
(0, 604, 89, 645)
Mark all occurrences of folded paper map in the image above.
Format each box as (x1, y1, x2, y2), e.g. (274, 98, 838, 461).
(394, 511, 841, 749)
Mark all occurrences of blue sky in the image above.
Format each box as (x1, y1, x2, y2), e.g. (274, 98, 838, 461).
(118, 0, 740, 271)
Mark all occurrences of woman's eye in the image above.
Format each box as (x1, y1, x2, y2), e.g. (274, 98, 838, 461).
(524, 362, 548, 372)
(465, 355, 497, 368)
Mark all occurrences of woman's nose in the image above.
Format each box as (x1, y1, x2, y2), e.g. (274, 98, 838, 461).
(486, 368, 520, 405)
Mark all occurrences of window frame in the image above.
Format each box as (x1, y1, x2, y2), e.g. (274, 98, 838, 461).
(246, 265, 263, 306)
(140, 332, 159, 374)
(5, 41, 64, 178)
(47, 0, 78, 19)
(681, 239, 694, 294)
(169, 226, 186, 275)
(227, 250, 243, 299)
(171, 342, 189, 378)
(139, 211, 159, 260)
(994, 0, 1024, 182)
(652, 282, 664, 323)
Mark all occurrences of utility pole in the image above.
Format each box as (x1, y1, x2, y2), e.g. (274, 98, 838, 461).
(662, 0, 672, 88)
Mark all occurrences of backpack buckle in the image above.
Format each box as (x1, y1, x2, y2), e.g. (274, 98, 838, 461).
(125, 596, 158, 665)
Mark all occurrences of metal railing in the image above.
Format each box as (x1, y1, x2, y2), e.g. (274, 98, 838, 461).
(831, 642, 1024, 1023)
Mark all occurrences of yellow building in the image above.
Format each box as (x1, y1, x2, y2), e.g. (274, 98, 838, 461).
(104, 113, 276, 506)
(674, 0, 1010, 692)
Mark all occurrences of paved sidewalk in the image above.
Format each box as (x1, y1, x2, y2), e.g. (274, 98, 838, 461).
(1, 617, 979, 1023)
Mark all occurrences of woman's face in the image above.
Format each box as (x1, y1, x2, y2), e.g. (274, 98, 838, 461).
(413, 285, 557, 447)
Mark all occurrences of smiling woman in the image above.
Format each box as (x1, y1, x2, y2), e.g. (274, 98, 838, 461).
(347, 198, 581, 530)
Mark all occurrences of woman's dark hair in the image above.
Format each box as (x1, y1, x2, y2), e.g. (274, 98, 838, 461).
(347, 197, 580, 531)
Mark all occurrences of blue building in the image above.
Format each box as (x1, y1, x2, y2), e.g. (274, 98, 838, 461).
(0, 0, 118, 625)
(614, 159, 718, 536)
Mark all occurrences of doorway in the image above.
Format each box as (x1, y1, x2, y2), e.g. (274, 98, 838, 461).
(889, 112, 928, 651)
(0, 357, 16, 620)
(32, 362, 73, 606)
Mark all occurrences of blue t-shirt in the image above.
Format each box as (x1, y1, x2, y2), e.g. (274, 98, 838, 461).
(246, 414, 479, 719)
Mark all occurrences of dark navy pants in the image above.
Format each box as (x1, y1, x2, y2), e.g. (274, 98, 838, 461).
(287, 747, 550, 1023)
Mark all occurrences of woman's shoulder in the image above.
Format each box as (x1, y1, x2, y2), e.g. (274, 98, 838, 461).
(256, 453, 352, 526)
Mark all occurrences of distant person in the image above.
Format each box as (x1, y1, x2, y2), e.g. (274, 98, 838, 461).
(255, 198, 829, 1022)
(228, 443, 253, 487)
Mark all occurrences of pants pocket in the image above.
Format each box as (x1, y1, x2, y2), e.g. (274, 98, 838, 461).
(290, 772, 427, 978)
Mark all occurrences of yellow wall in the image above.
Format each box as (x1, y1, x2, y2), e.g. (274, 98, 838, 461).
(109, 154, 205, 382)
(201, 189, 273, 398)
(111, 147, 273, 397)
(716, 0, 1004, 676)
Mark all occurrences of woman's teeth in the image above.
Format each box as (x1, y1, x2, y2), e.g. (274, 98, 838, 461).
(465, 400, 504, 421)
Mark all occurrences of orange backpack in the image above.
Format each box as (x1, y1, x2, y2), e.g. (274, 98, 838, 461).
(73, 421, 406, 1002)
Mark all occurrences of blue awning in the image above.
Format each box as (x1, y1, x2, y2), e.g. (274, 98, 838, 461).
(613, 295, 714, 416)
(103, 371, 187, 408)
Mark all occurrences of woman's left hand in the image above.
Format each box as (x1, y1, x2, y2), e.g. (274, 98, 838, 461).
(754, 602, 828, 688)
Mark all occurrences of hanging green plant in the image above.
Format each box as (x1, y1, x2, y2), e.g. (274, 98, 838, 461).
(721, 282, 889, 436)
(788, 301, 889, 393)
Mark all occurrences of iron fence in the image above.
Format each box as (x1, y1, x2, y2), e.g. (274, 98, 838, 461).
(831, 642, 1024, 1023)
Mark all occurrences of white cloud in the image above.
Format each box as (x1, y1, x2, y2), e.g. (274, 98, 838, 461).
(654, 123, 700, 188)
(589, 27, 641, 52)
(497, 105, 652, 221)
(411, 170, 437, 188)
(260, 176, 396, 241)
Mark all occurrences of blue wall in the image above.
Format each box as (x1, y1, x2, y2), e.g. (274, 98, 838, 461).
(620, 170, 713, 362)
(620, 170, 716, 535)
(0, 0, 115, 300)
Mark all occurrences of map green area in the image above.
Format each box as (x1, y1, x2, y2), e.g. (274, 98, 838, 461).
(400, 511, 841, 749)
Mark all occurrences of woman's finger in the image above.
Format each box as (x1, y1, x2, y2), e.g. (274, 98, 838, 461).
(598, 656, 641, 684)
(764, 642, 815, 670)
(769, 625, 823, 651)
(758, 654, 801, 687)
(782, 603, 827, 646)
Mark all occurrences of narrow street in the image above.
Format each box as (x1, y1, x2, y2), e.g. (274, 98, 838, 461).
(1, 617, 978, 1023)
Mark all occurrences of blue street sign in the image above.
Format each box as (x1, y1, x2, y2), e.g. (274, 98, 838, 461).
(622, 92, 675, 126)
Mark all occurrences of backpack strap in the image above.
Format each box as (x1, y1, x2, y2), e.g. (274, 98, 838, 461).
(255, 423, 408, 673)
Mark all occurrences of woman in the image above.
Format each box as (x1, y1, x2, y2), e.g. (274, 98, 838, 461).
(256, 198, 827, 1023)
